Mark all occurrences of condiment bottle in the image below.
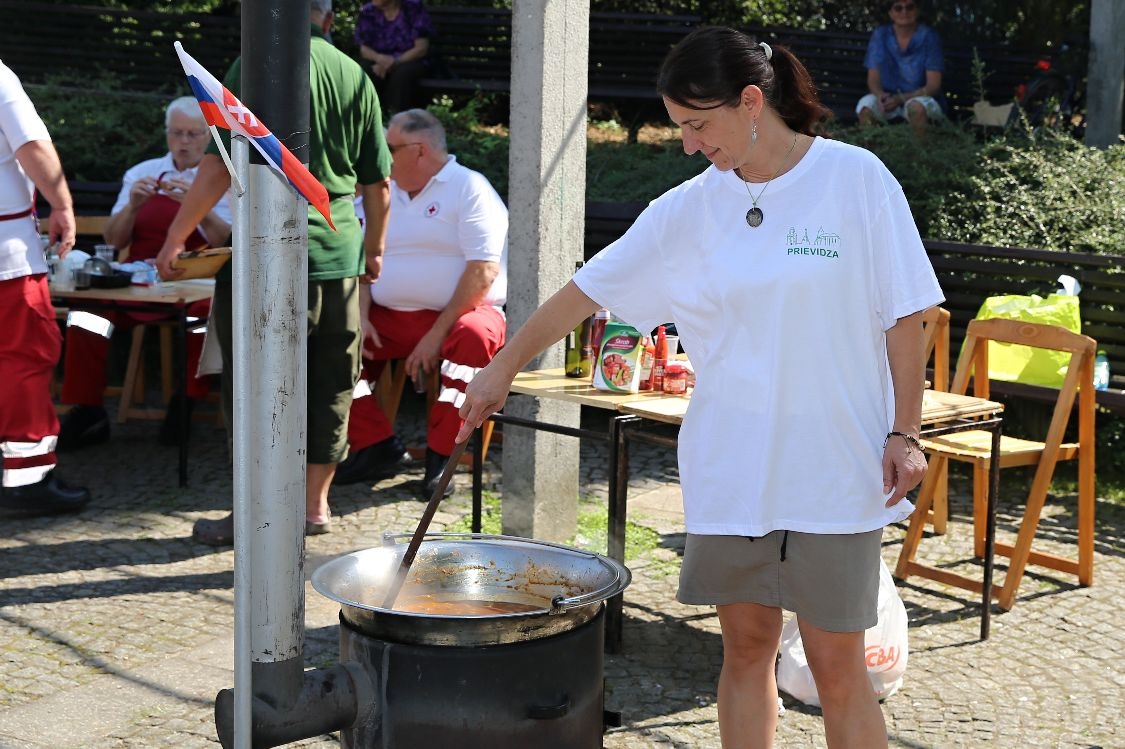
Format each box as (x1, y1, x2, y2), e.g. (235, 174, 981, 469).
(638, 335, 656, 391)
(589, 308, 611, 383)
(662, 362, 689, 395)
(650, 325, 668, 392)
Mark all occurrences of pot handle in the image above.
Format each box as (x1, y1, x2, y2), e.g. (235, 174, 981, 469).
(549, 561, 630, 615)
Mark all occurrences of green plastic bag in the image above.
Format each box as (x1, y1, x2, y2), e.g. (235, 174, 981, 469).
(973, 294, 1081, 388)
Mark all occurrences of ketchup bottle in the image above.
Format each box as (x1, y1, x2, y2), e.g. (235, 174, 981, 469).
(650, 325, 668, 392)
(638, 335, 656, 391)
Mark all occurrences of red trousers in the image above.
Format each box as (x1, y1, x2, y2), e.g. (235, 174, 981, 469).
(0, 274, 60, 487)
(347, 304, 505, 456)
(60, 299, 212, 406)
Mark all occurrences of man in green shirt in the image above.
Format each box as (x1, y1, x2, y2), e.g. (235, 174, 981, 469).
(157, 0, 392, 545)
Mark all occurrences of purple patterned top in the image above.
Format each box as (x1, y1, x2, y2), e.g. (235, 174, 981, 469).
(354, 1, 435, 57)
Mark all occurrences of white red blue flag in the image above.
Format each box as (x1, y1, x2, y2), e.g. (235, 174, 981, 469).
(173, 41, 336, 230)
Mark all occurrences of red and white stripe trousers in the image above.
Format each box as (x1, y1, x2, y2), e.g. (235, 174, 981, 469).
(347, 303, 505, 456)
(0, 274, 61, 487)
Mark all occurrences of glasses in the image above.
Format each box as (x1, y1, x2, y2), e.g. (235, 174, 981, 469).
(891, 3, 917, 11)
(387, 141, 423, 154)
(166, 128, 208, 140)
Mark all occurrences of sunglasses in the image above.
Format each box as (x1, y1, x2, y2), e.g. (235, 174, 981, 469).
(892, 3, 917, 11)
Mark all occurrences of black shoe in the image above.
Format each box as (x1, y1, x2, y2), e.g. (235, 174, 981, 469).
(192, 513, 234, 546)
(333, 436, 412, 486)
(159, 395, 195, 446)
(57, 405, 110, 452)
(0, 471, 91, 518)
(422, 448, 456, 500)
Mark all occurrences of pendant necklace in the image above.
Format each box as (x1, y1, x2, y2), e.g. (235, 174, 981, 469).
(739, 131, 799, 228)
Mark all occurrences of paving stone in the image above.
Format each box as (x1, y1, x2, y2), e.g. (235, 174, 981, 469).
(1, 404, 1123, 747)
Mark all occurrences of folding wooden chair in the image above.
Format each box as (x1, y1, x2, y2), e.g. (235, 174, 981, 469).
(896, 317, 1097, 610)
(374, 359, 495, 467)
(921, 306, 951, 392)
(921, 306, 951, 532)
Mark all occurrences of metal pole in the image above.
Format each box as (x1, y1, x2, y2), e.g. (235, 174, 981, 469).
(231, 3, 310, 748)
(232, 137, 252, 749)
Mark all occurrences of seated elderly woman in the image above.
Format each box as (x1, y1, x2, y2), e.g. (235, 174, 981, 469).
(57, 96, 231, 451)
(354, 0, 435, 114)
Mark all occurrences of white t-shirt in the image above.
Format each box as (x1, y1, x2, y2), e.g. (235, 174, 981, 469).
(575, 137, 944, 536)
(112, 153, 233, 236)
(0, 61, 51, 280)
(370, 156, 507, 311)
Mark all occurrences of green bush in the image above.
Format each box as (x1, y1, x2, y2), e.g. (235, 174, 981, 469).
(925, 129, 1125, 254)
(27, 74, 173, 183)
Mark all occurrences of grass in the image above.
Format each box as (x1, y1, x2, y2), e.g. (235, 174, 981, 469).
(444, 491, 662, 562)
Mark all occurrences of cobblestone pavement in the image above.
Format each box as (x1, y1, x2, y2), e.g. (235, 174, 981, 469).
(1, 400, 1122, 748)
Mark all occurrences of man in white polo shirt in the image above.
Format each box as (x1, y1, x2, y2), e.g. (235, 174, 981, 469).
(338, 108, 507, 497)
(0, 60, 90, 517)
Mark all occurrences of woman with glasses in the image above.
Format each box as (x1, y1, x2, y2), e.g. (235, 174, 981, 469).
(856, 0, 946, 133)
(57, 96, 231, 451)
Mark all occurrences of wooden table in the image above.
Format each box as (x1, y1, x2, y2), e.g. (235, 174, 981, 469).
(618, 388, 1005, 641)
(51, 279, 215, 487)
(477, 369, 1004, 647)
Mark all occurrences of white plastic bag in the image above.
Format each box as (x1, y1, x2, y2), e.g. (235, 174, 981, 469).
(776, 558, 908, 706)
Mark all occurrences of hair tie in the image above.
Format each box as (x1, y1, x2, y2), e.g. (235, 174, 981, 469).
(759, 41, 773, 61)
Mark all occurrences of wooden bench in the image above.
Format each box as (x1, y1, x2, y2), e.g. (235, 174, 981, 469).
(748, 25, 1049, 123)
(0, 1, 239, 94)
(584, 202, 1125, 415)
(420, 7, 700, 138)
(35, 181, 119, 245)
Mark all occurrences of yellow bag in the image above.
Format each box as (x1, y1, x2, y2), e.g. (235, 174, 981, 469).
(973, 293, 1081, 388)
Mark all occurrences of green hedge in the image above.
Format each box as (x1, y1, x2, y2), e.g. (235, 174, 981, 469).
(28, 81, 1125, 256)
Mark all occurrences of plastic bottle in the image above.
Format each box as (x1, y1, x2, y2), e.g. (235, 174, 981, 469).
(1093, 350, 1110, 390)
(564, 264, 594, 377)
(650, 325, 668, 392)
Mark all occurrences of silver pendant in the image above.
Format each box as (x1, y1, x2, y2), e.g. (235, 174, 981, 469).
(746, 207, 764, 227)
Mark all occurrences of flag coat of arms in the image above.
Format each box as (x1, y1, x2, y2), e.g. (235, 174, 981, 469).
(173, 41, 336, 230)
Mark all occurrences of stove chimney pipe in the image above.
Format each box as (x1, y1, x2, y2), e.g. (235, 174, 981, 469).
(215, 663, 375, 749)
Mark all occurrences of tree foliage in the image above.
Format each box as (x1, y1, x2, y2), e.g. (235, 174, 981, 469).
(35, 0, 1090, 48)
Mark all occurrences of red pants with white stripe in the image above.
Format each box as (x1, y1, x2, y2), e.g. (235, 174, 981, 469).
(347, 304, 505, 456)
(0, 274, 61, 487)
(60, 299, 212, 406)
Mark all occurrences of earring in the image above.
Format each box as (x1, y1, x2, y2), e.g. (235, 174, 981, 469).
(751, 120, 758, 146)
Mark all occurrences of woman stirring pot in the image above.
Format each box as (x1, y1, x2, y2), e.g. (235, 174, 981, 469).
(456, 27, 943, 748)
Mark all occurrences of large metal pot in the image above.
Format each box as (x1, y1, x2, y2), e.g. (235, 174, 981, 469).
(311, 533, 631, 647)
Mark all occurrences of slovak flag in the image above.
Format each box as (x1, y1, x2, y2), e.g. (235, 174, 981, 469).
(173, 41, 336, 230)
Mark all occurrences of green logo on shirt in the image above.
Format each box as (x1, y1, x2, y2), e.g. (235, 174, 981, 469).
(786, 226, 840, 259)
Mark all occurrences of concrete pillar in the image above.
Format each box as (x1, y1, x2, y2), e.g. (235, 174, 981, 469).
(1086, 0, 1125, 148)
(502, 0, 590, 542)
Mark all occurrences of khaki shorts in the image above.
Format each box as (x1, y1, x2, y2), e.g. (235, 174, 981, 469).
(307, 277, 361, 464)
(677, 529, 882, 632)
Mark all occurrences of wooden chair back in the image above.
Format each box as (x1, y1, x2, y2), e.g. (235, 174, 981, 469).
(900, 317, 1097, 610)
(921, 306, 951, 391)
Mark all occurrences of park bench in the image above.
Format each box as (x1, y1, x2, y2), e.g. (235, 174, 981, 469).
(585, 201, 1125, 415)
(747, 25, 1050, 123)
(0, 1, 239, 95)
(421, 7, 700, 137)
(6, 1, 1055, 134)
